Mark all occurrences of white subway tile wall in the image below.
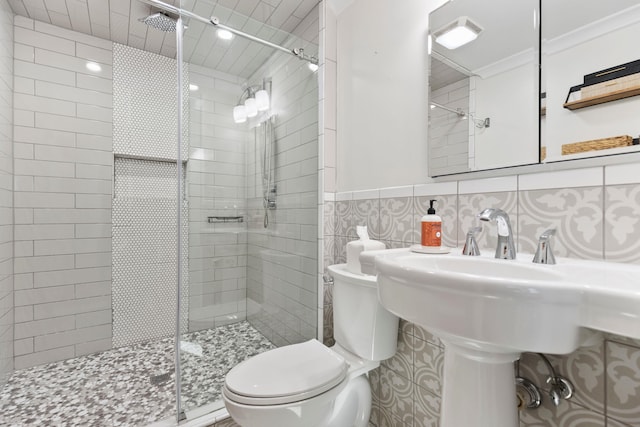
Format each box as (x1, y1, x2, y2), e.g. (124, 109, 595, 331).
(429, 78, 471, 176)
(12, 17, 113, 370)
(0, 1, 13, 387)
(187, 64, 249, 331)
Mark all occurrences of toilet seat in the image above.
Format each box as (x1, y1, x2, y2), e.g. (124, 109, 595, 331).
(224, 339, 348, 406)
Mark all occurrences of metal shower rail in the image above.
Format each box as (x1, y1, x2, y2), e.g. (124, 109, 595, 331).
(431, 102, 466, 117)
(140, 0, 319, 65)
(430, 102, 491, 128)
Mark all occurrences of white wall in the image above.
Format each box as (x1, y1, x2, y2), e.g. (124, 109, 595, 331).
(544, 21, 640, 161)
(12, 17, 113, 369)
(474, 62, 539, 170)
(0, 1, 13, 386)
(336, 0, 439, 191)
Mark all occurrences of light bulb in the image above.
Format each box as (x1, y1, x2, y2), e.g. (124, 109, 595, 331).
(245, 97, 258, 118)
(308, 62, 319, 72)
(233, 105, 247, 123)
(217, 29, 233, 40)
(255, 89, 270, 111)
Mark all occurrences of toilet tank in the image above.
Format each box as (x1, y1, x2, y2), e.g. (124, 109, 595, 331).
(327, 264, 399, 361)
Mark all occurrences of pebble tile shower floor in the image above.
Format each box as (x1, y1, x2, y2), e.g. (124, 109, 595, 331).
(0, 321, 275, 427)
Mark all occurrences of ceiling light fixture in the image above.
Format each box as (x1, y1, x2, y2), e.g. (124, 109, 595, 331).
(86, 62, 102, 72)
(217, 29, 234, 40)
(433, 16, 483, 50)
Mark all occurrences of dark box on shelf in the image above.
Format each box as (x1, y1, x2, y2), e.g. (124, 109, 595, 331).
(564, 84, 583, 104)
(583, 59, 640, 87)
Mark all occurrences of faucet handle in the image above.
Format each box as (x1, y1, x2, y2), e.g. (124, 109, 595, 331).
(462, 226, 482, 256)
(533, 228, 556, 264)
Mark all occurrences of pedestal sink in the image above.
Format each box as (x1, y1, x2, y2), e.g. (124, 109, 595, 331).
(360, 248, 640, 427)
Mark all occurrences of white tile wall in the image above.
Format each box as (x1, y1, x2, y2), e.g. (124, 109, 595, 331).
(518, 167, 603, 191)
(12, 17, 113, 369)
(187, 64, 249, 332)
(245, 6, 319, 346)
(0, 0, 13, 386)
(429, 78, 471, 176)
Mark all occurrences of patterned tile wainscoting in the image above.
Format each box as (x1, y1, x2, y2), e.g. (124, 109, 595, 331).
(324, 164, 640, 426)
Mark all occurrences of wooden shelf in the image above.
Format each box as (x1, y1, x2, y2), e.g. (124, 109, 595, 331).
(563, 84, 640, 110)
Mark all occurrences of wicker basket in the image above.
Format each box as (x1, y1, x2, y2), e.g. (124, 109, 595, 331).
(562, 135, 633, 155)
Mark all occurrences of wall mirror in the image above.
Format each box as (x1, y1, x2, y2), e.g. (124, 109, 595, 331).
(428, 0, 640, 178)
(542, 0, 640, 163)
(428, 0, 540, 177)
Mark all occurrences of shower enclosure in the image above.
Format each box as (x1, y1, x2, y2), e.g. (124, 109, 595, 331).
(0, 0, 320, 425)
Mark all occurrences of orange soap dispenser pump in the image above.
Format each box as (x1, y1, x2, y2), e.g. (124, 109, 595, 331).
(421, 199, 442, 247)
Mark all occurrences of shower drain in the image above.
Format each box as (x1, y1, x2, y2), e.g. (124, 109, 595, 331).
(150, 372, 171, 385)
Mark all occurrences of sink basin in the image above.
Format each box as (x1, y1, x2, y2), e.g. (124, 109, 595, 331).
(362, 248, 640, 427)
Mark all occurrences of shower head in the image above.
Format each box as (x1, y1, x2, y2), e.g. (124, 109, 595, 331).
(139, 11, 177, 32)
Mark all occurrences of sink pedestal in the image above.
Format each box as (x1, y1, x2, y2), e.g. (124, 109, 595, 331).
(440, 341, 519, 427)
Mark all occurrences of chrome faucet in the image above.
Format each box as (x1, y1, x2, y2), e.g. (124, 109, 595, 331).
(477, 208, 516, 260)
(462, 225, 482, 256)
(532, 228, 556, 264)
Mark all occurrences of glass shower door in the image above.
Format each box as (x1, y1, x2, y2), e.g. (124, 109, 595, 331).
(175, 0, 320, 421)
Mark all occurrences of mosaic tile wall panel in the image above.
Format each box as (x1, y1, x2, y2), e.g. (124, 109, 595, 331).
(0, 0, 12, 387)
(113, 43, 189, 161)
(12, 16, 114, 369)
(187, 64, 249, 333)
(325, 164, 640, 426)
(244, 15, 319, 347)
(112, 159, 188, 347)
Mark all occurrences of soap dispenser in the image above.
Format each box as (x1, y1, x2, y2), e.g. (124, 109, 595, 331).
(421, 199, 442, 247)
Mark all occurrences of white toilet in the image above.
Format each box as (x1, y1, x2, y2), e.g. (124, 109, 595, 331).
(222, 263, 399, 427)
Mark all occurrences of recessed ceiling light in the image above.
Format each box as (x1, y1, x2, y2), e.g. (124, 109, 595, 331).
(433, 16, 483, 50)
(189, 84, 199, 91)
(217, 29, 234, 40)
(86, 62, 102, 72)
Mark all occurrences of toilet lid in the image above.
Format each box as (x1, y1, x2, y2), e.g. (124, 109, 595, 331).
(224, 339, 347, 405)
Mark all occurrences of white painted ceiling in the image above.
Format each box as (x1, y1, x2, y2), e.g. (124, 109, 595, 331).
(7, 0, 319, 78)
(430, 0, 640, 73)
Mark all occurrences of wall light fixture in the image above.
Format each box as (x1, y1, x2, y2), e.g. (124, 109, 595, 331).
(233, 81, 271, 124)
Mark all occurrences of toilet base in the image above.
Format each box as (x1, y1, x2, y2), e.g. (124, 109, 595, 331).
(324, 374, 372, 427)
